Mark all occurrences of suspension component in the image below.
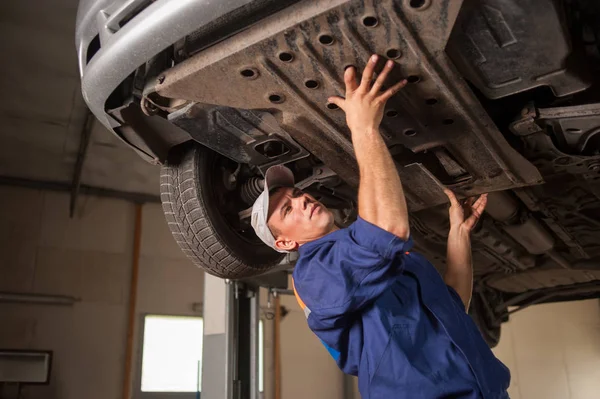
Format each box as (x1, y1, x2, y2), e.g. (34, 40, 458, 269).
(240, 177, 265, 205)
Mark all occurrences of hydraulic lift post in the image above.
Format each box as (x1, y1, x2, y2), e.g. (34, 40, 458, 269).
(202, 270, 288, 399)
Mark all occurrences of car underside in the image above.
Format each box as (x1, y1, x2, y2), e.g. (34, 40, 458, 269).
(77, 0, 600, 346)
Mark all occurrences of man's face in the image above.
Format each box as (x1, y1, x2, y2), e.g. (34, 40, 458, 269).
(267, 187, 335, 251)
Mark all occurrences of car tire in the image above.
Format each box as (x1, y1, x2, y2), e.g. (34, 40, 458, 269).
(469, 291, 502, 348)
(160, 144, 285, 278)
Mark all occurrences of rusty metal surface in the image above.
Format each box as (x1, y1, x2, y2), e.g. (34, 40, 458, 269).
(487, 265, 600, 293)
(404, 92, 600, 294)
(155, 0, 542, 212)
(447, 0, 592, 100)
(509, 103, 600, 178)
(504, 104, 600, 272)
(536, 103, 600, 156)
(168, 104, 311, 172)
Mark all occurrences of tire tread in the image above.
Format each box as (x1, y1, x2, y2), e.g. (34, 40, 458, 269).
(160, 146, 284, 278)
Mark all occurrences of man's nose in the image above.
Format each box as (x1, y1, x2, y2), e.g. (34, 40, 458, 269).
(294, 195, 308, 210)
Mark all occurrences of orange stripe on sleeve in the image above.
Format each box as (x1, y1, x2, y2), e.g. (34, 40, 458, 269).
(291, 278, 307, 310)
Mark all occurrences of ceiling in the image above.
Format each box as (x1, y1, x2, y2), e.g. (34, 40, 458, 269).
(0, 0, 160, 198)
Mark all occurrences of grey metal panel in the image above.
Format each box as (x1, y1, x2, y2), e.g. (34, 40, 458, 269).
(79, 0, 257, 131)
(202, 334, 229, 399)
(202, 274, 235, 399)
(0, 351, 51, 384)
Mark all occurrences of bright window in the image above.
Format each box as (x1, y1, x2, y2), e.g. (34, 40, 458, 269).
(140, 315, 264, 393)
(141, 315, 204, 392)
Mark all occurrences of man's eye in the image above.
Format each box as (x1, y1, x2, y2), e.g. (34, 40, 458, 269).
(285, 206, 292, 216)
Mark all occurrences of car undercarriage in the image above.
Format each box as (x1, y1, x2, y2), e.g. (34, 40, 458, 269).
(78, 0, 600, 345)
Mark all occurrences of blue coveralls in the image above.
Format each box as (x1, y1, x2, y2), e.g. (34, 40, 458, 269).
(292, 217, 511, 399)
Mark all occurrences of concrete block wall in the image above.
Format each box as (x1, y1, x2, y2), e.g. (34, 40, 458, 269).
(259, 269, 600, 399)
(493, 299, 600, 399)
(258, 285, 346, 399)
(279, 282, 345, 399)
(343, 301, 600, 399)
(0, 185, 341, 399)
(5, 185, 597, 399)
(0, 187, 204, 399)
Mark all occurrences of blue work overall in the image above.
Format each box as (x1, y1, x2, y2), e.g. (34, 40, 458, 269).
(292, 217, 510, 399)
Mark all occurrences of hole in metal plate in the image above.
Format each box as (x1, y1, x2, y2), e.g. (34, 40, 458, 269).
(318, 34, 335, 45)
(410, 0, 426, 9)
(278, 52, 294, 62)
(240, 68, 258, 79)
(362, 16, 378, 27)
(305, 80, 320, 89)
(386, 48, 401, 59)
(268, 94, 285, 104)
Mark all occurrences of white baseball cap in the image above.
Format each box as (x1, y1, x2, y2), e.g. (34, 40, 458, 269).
(251, 165, 295, 252)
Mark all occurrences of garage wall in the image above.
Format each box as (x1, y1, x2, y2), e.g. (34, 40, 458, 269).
(277, 278, 345, 399)
(344, 299, 600, 399)
(5, 184, 598, 399)
(132, 202, 205, 399)
(0, 186, 204, 399)
(492, 299, 600, 399)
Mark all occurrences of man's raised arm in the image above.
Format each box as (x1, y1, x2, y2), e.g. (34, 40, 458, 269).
(328, 55, 409, 240)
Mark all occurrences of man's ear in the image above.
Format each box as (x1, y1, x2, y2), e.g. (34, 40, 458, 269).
(274, 237, 298, 252)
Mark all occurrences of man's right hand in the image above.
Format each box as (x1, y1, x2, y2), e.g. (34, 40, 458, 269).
(443, 189, 488, 310)
(444, 189, 488, 236)
(327, 54, 407, 135)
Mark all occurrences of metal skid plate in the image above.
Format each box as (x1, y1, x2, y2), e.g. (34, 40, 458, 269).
(447, 0, 591, 99)
(156, 0, 542, 211)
